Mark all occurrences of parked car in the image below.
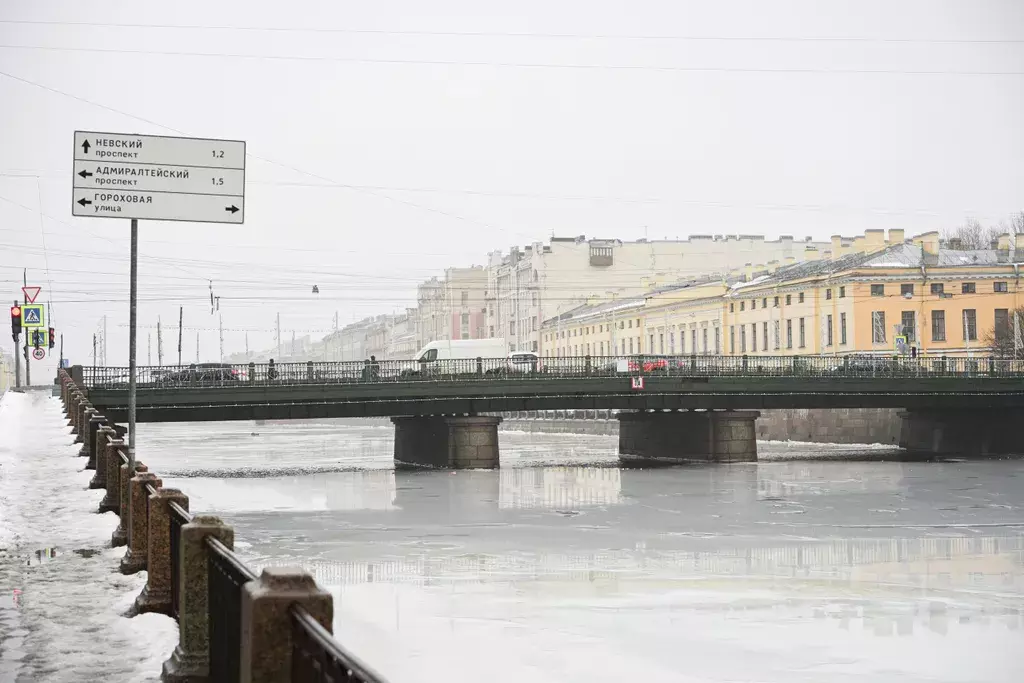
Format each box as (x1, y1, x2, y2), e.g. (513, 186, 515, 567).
(506, 352, 540, 373)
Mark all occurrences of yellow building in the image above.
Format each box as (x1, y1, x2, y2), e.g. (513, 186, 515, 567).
(727, 229, 1024, 358)
(540, 229, 1024, 359)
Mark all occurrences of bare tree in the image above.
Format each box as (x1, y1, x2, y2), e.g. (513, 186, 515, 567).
(983, 306, 1024, 358)
(943, 218, 999, 249)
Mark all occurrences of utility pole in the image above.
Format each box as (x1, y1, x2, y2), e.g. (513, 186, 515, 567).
(157, 316, 163, 365)
(245, 331, 249, 359)
(103, 314, 108, 366)
(276, 313, 281, 358)
(23, 269, 30, 386)
(292, 329, 296, 357)
(92, 333, 97, 365)
(12, 299, 21, 388)
(59, 333, 63, 369)
(147, 332, 152, 365)
(219, 313, 224, 362)
(196, 331, 200, 363)
(177, 306, 183, 366)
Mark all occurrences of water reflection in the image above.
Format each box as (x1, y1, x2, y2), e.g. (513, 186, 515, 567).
(498, 467, 621, 510)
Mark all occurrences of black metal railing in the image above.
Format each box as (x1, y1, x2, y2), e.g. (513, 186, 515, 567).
(291, 605, 387, 682)
(79, 354, 1024, 389)
(168, 501, 191, 620)
(207, 537, 258, 683)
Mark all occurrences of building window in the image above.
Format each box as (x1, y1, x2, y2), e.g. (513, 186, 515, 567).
(963, 309, 977, 342)
(901, 311, 916, 342)
(691, 329, 697, 354)
(730, 326, 735, 354)
(826, 314, 833, 346)
(786, 319, 793, 349)
(995, 309, 1010, 345)
(840, 312, 847, 345)
(751, 300, 757, 310)
(961, 282, 976, 294)
(773, 296, 779, 307)
(649, 334, 655, 352)
(702, 328, 708, 354)
(994, 281, 1008, 293)
(825, 289, 832, 300)
(930, 283, 944, 295)
(600, 341, 605, 355)
(760, 298, 766, 308)
(798, 292, 805, 303)
(659, 333, 664, 354)
(901, 284, 914, 297)
(871, 284, 885, 297)
(750, 324, 756, 352)
(762, 321, 768, 351)
(740, 301, 745, 311)
(786, 294, 792, 306)
(669, 331, 675, 353)
(628, 320, 632, 329)
(461, 291, 469, 305)
(932, 310, 946, 341)
(730, 303, 734, 312)
(839, 286, 846, 298)
(715, 327, 721, 354)
(772, 321, 780, 350)
(799, 318, 806, 348)
(740, 326, 747, 353)
(628, 338, 633, 354)
(872, 311, 886, 343)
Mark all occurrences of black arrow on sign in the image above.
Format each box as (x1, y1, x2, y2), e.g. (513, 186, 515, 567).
(225, 205, 239, 214)
(78, 170, 93, 179)
(77, 198, 92, 207)
(81, 140, 91, 154)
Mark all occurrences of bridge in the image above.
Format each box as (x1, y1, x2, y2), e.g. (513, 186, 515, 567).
(70, 355, 1024, 466)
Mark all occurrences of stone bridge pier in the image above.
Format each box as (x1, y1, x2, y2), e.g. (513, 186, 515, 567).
(392, 415, 503, 469)
(899, 409, 1023, 458)
(617, 410, 760, 465)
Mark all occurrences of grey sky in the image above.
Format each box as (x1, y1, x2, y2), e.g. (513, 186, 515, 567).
(1, 0, 1022, 370)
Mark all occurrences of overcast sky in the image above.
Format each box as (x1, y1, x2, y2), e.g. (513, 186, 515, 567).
(1, 0, 1022, 370)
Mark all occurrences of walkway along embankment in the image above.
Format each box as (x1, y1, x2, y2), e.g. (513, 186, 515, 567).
(58, 369, 389, 683)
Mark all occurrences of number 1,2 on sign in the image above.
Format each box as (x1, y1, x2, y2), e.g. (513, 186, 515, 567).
(212, 150, 224, 159)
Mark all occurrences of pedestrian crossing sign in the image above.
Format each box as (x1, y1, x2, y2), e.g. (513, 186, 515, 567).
(21, 304, 45, 328)
(30, 329, 49, 347)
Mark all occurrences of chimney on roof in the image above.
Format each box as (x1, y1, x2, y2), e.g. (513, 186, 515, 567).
(947, 237, 962, 250)
(887, 228, 905, 245)
(914, 231, 939, 257)
(831, 235, 843, 260)
(864, 229, 886, 252)
(852, 235, 866, 253)
(1015, 233, 1024, 261)
(998, 233, 1012, 251)
(803, 246, 819, 261)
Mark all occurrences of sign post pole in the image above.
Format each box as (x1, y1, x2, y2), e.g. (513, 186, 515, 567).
(128, 218, 138, 478)
(12, 300, 20, 389)
(22, 270, 30, 386)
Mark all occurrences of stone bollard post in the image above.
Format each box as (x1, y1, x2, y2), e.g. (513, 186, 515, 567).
(99, 438, 125, 513)
(85, 415, 106, 470)
(112, 460, 147, 547)
(78, 409, 98, 453)
(89, 426, 115, 488)
(136, 488, 189, 615)
(239, 567, 334, 683)
(120, 471, 161, 573)
(69, 393, 82, 432)
(161, 515, 235, 683)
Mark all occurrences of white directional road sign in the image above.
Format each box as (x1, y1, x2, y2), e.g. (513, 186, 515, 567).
(72, 131, 245, 224)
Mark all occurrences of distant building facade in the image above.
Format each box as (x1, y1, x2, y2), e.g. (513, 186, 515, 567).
(489, 234, 831, 354)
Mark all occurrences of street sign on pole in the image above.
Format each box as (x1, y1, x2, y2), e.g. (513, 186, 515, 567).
(21, 286, 40, 304)
(32, 347, 45, 361)
(21, 304, 45, 328)
(71, 131, 246, 224)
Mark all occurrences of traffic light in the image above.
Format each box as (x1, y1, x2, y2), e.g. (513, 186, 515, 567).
(10, 304, 20, 341)
(48, 327, 55, 349)
(32, 330, 42, 348)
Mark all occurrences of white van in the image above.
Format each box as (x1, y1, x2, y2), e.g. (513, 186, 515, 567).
(413, 338, 507, 363)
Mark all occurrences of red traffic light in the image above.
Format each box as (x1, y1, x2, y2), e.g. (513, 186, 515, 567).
(10, 306, 20, 317)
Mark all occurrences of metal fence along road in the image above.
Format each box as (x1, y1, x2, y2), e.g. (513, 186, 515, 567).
(78, 354, 1024, 390)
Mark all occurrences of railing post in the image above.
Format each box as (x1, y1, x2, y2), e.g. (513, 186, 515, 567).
(476, 356, 483, 376)
(67, 392, 81, 429)
(306, 360, 314, 382)
(113, 460, 147, 546)
(136, 488, 189, 615)
(239, 567, 333, 683)
(70, 364, 84, 387)
(76, 405, 95, 446)
(248, 362, 255, 384)
(99, 437, 124, 513)
(162, 515, 235, 683)
(120, 471, 162, 573)
(89, 425, 115, 488)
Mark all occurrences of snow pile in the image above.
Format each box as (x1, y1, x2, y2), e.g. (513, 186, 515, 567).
(0, 390, 177, 682)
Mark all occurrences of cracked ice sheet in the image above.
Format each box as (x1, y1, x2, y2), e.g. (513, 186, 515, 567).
(0, 390, 177, 683)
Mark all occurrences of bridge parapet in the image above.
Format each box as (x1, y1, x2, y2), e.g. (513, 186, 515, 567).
(56, 369, 390, 683)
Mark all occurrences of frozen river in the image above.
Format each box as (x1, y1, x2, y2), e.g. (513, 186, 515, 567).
(134, 418, 1024, 683)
